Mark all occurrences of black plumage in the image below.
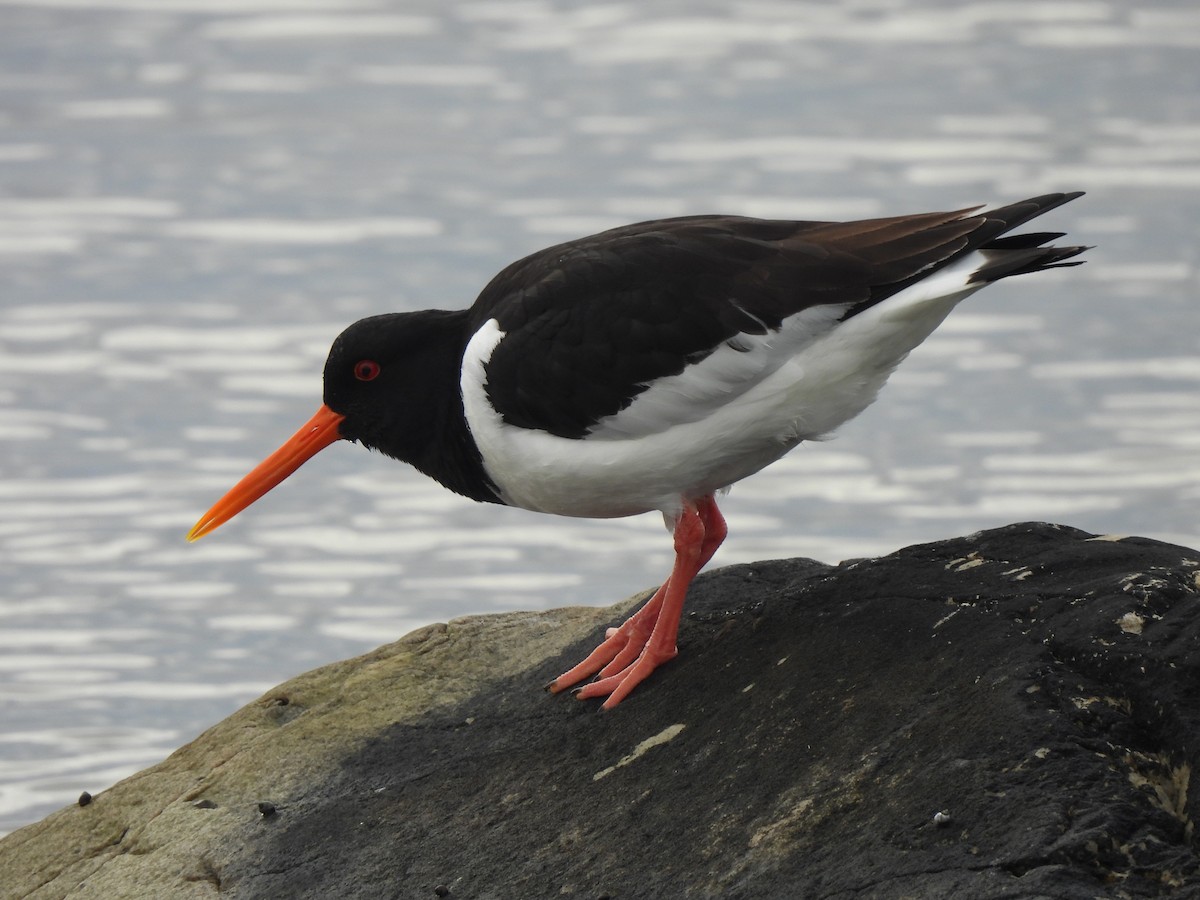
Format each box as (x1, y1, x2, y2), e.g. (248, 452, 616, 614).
(475, 192, 1084, 439)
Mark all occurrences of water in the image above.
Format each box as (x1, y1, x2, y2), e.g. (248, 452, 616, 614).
(1, 0, 1198, 836)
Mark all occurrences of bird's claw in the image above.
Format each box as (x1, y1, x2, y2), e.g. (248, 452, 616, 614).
(573, 642, 679, 709)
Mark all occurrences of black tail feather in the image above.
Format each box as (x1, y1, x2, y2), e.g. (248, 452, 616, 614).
(961, 192, 1088, 283)
(836, 191, 1086, 321)
(979, 191, 1086, 235)
(984, 231, 1067, 250)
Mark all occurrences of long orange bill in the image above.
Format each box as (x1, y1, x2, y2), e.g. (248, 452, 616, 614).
(187, 404, 346, 542)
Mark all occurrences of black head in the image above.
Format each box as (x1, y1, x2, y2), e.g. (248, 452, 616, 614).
(322, 310, 470, 463)
(187, 308, 492, 542)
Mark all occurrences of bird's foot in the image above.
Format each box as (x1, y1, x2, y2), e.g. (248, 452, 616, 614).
(545, 584, 666, 695)
(545, 496, 724, 708)
(573, 641, 678, 709)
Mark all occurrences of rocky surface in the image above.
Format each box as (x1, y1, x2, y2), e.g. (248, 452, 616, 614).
(2, 522, 1198, 899)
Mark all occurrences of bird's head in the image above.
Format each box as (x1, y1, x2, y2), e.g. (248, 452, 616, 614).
(187, 311, 462, 542)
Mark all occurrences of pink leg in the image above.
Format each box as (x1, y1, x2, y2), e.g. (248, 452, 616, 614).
(590, 499, 726, 679)
(547, 495, 727, 707)
(694, 494, 729, 568)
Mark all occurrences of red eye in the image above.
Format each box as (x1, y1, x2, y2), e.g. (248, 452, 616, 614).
(354, 360, 380, 381)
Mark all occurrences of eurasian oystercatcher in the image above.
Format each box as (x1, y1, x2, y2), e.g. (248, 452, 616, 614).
(189, 192, 1086, 708)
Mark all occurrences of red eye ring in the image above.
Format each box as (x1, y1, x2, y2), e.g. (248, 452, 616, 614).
(354, 359, 380, 382)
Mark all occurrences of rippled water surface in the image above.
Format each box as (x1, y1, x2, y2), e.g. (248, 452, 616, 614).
(2, 0, 1198, 834)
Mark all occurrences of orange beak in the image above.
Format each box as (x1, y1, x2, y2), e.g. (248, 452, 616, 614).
(187, 404, 346, 542)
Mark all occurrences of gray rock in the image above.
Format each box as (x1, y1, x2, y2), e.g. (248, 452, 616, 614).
(3, 522, 1198, 899)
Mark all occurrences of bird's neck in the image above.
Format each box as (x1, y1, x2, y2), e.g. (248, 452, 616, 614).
(405, 312, 502, 506)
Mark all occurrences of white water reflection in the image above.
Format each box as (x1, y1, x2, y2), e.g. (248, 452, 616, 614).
(1, 0, 1198, 837)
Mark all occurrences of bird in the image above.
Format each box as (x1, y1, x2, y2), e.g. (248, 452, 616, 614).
(188, 192, 1086, 709)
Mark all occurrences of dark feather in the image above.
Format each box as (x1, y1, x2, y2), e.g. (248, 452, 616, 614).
(471, 193, 1085, 439)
